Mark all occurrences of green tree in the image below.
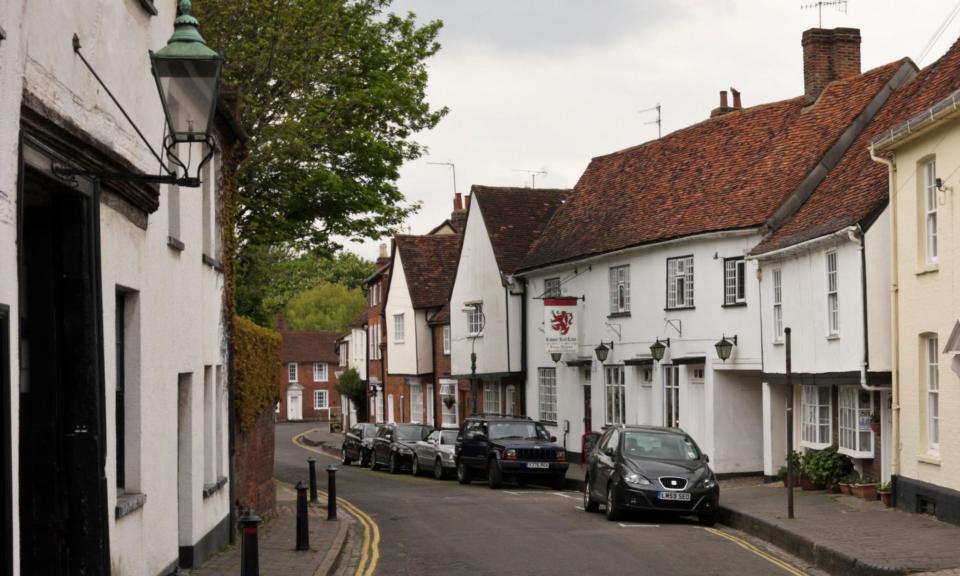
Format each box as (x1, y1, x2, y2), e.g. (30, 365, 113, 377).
(283, 281, 366, 331)
(194, 0, 447, 252)
(336, 368, 365, 404)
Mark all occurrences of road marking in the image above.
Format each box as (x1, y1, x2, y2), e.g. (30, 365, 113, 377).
(574, 506, 585, 511)
(552, 491, 579, 500)
(290, 431, 380, 576)
(618, 523, 660, 528)
(704, 527, 808, 576)
(504, 491, 524, 495)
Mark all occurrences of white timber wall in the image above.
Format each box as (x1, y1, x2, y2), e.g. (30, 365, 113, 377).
(523, 231, 765, 473)
(351, 326, 367, 380)
(385, 251, 418, 374)
(866, 208, 892, 372)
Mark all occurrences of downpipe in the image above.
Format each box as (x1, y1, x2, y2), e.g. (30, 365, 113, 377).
(847, 227, 886, 393)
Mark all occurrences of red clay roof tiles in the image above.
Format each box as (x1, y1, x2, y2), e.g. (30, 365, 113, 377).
(395, 234, 462, 309)
(280, 330, 344, 363)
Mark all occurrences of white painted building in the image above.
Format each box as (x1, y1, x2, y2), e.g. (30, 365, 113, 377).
(0, 1, 234, 573)
(449, 186, 569, 417)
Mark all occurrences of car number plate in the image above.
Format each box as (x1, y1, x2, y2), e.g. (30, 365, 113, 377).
(658, 491, 691, 501)
(526, 462, 550, 469)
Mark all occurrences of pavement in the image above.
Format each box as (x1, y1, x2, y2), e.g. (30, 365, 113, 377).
(189, 427, 361, 576)
(719, 481, 960, 576)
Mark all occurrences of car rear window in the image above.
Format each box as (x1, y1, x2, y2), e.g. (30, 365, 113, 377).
(440, 430, 458, 444)
(396, 425, 430, 441)
(621, 431, 701, 461)
(363, 425, 377, 438)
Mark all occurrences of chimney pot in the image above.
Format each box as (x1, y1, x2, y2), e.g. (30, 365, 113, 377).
(465, 194, 471, 208)
(720, 90, 728, 108)
(379, 243, 388, 259)
(454, 192, 463, 211)
(802, 27, 861, 102)
(731, 88, 741, 108)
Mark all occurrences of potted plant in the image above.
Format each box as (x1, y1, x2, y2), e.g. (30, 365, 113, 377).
(878, 482, 893, 507)
(799, 450, 826, 490)
(851, 475, 880, 500)
(818, 446, 853, 492)
(838, 473, 857, 495)
(443, 396, 456, 410)
(870, 412, 881, 435)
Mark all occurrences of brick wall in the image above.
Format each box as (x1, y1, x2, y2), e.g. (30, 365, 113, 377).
(235, 409, 276, 518)
(277, 361, 341, 421)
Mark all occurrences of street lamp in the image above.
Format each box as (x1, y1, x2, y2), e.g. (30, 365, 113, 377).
(650, 338, 670, 362)
(715, 335, 738, 362)
(55, 0, 222, 188)
(594, 341, 614, 363)
(378, 342, 387, 422)
(464, 303, 486, 415)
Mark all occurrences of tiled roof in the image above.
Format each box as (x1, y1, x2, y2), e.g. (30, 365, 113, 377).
(754, 42, 960, 254)
(349, 309, 367, 328)
(473, 186, 572, 274)
(280, 330, 344, 363)
(395, 234, 462, 309)
(428, 303, 450, 325)
(519, 60, 906, 271)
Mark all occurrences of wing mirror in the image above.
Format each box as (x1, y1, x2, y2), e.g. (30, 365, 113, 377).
(549, 435, 557, 443)
(603, 446, 615, 458)
(704, 454, 710, 463)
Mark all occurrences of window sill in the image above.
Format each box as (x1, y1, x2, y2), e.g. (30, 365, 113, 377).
(202, 253, 224, 271)
(607, 311, 632, 319)
(664, 306, 695, 312)
(826, 334, 840, 341)
(772, 340, 784, 346)
(203, 476, 228, 499)
(468, 333, 484, 339)
(167, 236, 185, 252)
(838, 446, 873, 460)
(116, 492, 147, 519)
(539, 420, 558, 427)
(722, 302, 747, 308)
(916, 263, 939, 276)
(800, 441, 832, 451)
(137, 0, 158, 15)
(917, 453, 941, 466)
(394, 340, 405, 345)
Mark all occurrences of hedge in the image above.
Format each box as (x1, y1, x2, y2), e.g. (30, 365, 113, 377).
(235, 315, 281, 432)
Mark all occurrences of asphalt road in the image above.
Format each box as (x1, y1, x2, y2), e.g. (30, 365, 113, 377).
(275, 422, 820, 576)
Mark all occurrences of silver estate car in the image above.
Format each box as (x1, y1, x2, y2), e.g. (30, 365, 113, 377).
(412, 429, 459, 479)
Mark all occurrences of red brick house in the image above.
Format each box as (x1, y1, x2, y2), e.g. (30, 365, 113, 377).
(364, 247, 391, 423)
(278, 330, 344, 421)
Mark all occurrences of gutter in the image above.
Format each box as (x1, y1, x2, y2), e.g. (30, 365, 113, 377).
(747, 226, 858, 261)
(872, 86, 960, 151)
(869, 145, 900, 478)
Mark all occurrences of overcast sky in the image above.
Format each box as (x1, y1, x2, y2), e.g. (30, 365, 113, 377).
(342, 0, 960, 260)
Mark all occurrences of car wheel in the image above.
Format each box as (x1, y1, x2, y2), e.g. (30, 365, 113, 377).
(584, 476, 600, 512)
(550, 475, 565, 490)
(359, 449, 370, 468)
(698, 511, 717, 527)
(488, 459, 503, 489)
(606, 483, 622, 521)
(389, 453, 400, 474)
(341, 447, 352, 466)
(369, 452, 379, 471)
(457, 461, 472, 484)
(411, 455, 421, 476)
(434, 457, 445, 480)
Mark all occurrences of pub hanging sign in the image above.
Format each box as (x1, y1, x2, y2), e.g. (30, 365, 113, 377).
(544, 298, 579, 353)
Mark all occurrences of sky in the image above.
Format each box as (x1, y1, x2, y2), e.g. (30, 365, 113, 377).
(342, 0, 960, 261)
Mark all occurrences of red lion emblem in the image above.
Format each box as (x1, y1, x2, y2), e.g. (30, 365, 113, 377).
(551, 310, 574, 336)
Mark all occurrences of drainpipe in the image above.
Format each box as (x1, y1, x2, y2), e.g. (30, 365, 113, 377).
(869, 145, 899, 477)
(519, 278, 528, 416)
(848, 226, 886, 393)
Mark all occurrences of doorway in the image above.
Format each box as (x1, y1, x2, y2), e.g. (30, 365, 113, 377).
(583, 369, 592, 433)
(18, 167, 108, 574)
(1, 303, 12, 576)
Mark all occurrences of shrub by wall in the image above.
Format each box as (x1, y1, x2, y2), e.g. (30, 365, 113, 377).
(235, 315, 281, 432)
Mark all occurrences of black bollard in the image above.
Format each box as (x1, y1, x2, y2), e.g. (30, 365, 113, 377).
(327, 464, 338, 521)
(240, 511, 262, 576)
(308, 457, 318, 503)
(296, 481, 310, 551)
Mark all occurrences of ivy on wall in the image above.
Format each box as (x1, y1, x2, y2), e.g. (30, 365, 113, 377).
(234, 315, 281, 432)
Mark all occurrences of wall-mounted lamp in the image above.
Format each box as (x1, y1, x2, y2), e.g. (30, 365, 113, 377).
(936, 177, 946, 192)
(551, 352, 563, 364)
(650, 338, 670, 362)
(594, 341, 614, 363)
(715, 334, 738, 362)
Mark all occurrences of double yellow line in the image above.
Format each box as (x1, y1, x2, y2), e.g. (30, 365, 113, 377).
(703, 527, 807, 576)
(292, 430, 380, 576)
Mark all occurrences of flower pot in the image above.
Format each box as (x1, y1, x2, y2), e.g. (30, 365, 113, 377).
(870, 421, 881, 435)
(800, 476, 824, 491)
(826, 481, 841, 494)
(839, 482, 852, 495)
(878, 491, 893, 508)
(852, 483, 879, 500)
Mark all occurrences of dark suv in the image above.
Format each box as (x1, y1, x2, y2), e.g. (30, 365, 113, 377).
(455, 415, 568, 489)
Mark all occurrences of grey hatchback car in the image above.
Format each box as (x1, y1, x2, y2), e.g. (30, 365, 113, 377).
(412, 429, 458, 479)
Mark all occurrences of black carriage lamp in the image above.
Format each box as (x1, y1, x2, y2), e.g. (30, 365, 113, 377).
(54, 0, 222, 188)
(551, 352, 563, 364)
(649, 338, 670, 362)
(715, 334, 738, 362)
(594, 341, 614, 363)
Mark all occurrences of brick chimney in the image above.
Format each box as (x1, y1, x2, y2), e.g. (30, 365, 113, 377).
(731, 87, 742, 109)
(375, 243, 390, 267)
(802, 27, 861, 102)
(711, 90, 738, 117)
(450, 192, 467, 232)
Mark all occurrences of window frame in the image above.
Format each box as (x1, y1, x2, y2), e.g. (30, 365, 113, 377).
(287, 362, 298, 383)
(440, 381, 458, 427)
(483, 381, 500, 414)
(393, 313, 405, 343)
(313, 362, 328, 383)
(442, 325, 451, 355)
(924, 159, 939, 264)
(538, 367, 558, 424)
(609, 265, 631, 314)
(926, 334, 940, 453)
(604, 365, 625, 425)
(826, 250, 839, 337)
(663, 365, 680, 428)
(467, 303, 484, 337)
(666, 255, 695, 310)
(544, 277, 562, 298)
(838, 385, 874, 458)
(800, 385, 832, 449)
(772, 268, 784, 343)
(313, 389, 329, 410)
(409, 382, 423, 424)
(723, 257, 747, 306)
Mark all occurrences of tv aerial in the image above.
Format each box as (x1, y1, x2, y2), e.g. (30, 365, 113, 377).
(639, 103, 661, 139)
(801, 1, 848, 27)
(512, 168, 547, 189)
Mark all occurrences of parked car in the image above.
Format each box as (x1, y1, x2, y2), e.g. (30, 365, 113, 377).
(370, 423, 433, 474)
(455, 415, 568, 489)
(583, 425, 718, 525)
(341, 422, 379, 467)
(412, 429, 459, 479)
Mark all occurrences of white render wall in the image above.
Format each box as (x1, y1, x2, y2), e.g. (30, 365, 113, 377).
(385, 250, 433, 375)
(1, 1, 230, 573)
(866, 209, 892, 372)
(351, 326, 367, 380)
(450, 199, 522, 376)
(522, 231, 765, 473)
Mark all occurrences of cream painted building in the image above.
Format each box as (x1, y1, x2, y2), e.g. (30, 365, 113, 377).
(872, 74, 960, 524)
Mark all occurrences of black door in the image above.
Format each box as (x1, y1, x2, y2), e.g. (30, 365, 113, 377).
(19, 169, 109, 575)
(1, 303, 12, 576)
